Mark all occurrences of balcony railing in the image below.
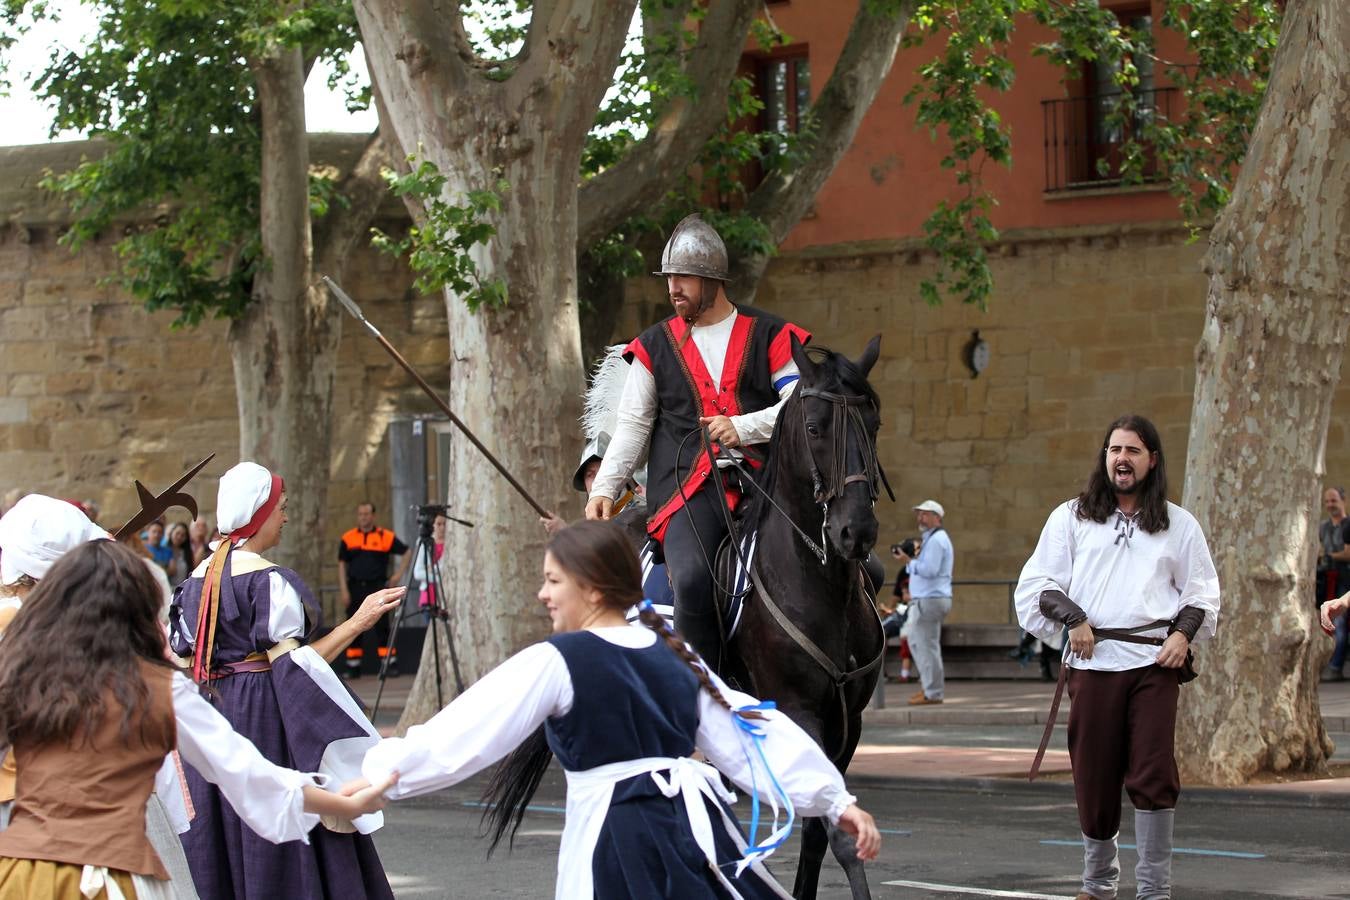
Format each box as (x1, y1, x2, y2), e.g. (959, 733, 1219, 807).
(1042, 87, 1178, 193)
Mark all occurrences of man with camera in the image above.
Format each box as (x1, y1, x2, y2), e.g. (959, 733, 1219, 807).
(893, 500, 954, 705)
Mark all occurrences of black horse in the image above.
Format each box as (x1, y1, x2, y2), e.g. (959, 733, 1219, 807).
(727, 333, 888, 900)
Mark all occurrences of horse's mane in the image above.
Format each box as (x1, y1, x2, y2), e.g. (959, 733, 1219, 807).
(745, 345, 878, 532)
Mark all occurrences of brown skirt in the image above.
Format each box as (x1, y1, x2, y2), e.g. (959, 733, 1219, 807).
(0, 857, 138, 900)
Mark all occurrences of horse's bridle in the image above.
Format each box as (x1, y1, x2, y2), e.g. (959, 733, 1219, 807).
(796, 386, 895, 559)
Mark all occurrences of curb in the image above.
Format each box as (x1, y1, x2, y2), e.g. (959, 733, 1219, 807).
(863, 709, 1065, 727)
(847, 773, 1350, 810)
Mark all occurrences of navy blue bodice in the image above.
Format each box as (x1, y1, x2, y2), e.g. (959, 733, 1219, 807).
(544, 631, 701, 771)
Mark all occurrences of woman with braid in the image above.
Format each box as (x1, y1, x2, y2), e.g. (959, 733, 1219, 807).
(349, 520, 880, 899)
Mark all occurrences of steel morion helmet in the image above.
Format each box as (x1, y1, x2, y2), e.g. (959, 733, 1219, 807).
(653, 214, 730, 282)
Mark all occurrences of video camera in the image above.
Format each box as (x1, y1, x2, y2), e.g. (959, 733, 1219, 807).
(410, 503, 474, 531)
(413, 503, 452, 522)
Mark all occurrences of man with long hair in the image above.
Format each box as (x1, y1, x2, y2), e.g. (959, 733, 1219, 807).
(1014, 414, 1221, 900)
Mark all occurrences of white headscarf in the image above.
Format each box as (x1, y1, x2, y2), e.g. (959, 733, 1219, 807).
(0, 494, 111, 584)
(216, 462, 280, 540)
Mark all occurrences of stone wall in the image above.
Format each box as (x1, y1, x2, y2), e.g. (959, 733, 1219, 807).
(0, 217, 449, 601)
(618, 221, 1350, 624)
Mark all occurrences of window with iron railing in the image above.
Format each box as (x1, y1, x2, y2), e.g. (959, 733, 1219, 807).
(1042, 7, 1175, 193)
(1041, 87, 1177, 192)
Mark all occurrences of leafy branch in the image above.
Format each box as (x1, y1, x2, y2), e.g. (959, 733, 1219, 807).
(371, 156, 509, 312)
(904, 0, 1018, 309)
(903, 0, 1281, 306)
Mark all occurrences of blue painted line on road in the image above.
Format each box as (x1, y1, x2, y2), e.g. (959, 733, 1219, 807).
(879, 828, 912, 836)
(1039, 839, 1264, 860)
(462, 801, 566, 814)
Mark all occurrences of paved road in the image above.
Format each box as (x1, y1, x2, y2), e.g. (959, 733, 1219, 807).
(371, 760, 1350, 899)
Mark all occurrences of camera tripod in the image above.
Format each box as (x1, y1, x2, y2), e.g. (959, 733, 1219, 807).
(370, 505, 472, 723)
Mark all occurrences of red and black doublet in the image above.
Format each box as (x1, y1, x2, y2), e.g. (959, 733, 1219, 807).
(623, 306, 809, 543)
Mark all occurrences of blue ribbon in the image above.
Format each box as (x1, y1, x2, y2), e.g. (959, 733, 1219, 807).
(727, 699, 795, 875)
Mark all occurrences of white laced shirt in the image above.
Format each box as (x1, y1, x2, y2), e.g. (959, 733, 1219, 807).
(1014, 500, 1221, 672)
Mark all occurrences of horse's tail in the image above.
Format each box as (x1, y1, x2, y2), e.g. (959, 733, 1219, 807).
(478, 725, 553, 856)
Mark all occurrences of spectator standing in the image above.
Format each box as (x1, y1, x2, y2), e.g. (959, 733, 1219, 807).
(895, 500, 954, 705)
(1318, 486, 1350, 681)
(878, 571, 913, 682)
(411, 514, 446, 610)
(164, 522, 195, 588)
(338, 502, 410, 678)
(142, 519, 173, 569)
(188, 517, 211, 568)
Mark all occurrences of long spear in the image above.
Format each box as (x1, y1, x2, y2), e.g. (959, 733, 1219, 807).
(322, 276, 554, 520)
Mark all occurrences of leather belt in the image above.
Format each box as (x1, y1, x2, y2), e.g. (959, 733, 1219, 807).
(204, 638, 301, 680)
(1028, 620, 1170, 780)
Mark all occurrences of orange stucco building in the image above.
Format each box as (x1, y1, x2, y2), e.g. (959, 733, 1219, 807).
(757, 0, 1186, 249)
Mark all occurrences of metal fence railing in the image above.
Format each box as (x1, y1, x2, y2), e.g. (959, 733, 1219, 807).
(1042, 88, 1177, 192)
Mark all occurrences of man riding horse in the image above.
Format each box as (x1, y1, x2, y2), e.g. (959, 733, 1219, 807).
(585, 214, 810, 671)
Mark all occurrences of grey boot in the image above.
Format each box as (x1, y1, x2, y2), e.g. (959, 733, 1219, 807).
(1134, 808, 1174, 899)
(1081, 832, 1120, 899)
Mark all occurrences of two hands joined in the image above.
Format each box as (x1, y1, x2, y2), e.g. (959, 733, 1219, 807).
(1066, 622, 1189, 667)
(303, 771, 400, 820)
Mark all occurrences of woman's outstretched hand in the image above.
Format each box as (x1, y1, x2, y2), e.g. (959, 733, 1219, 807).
(351, 587, 406, 632)
(836, 804, 881, 861)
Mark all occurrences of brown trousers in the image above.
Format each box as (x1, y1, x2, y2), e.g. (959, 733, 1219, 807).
(1066, 665, 1180, 840)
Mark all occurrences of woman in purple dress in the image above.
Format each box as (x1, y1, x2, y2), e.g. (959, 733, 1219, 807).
(170, 462, 403, 900)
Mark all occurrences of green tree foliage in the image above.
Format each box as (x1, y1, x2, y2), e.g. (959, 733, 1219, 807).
(372, 2, 792, 306)
(906, 0, 1282, 307)
(577, 9, 794, 284)
(569, 0, 1278, 312)
(370, 157, 509, 311)
(0, 1, 365, 325)
(6, 1, 1281, 321)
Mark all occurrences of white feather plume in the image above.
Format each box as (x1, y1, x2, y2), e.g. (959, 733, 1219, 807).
(581, 344, 631, 444)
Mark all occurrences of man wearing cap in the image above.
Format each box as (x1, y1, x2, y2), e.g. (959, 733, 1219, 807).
(585, 214, 810, 668)
(894, 499, 954, 705)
